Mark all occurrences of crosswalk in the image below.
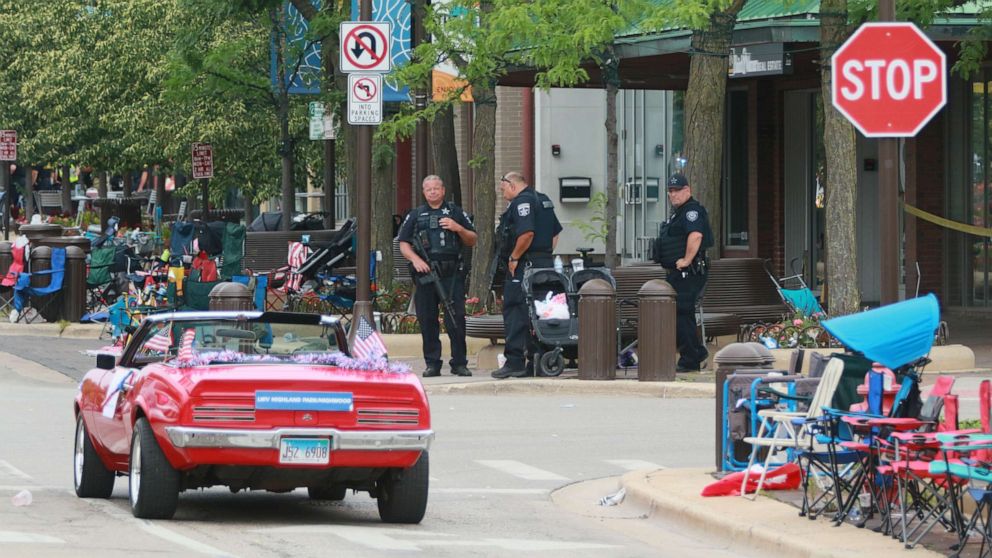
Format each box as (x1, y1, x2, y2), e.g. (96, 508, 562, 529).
(472, 458, 663, 483)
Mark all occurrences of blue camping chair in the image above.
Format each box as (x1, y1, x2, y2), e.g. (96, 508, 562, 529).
(12, 247, 66, 323)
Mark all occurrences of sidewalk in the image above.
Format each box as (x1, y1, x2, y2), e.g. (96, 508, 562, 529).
(620, 468, 943, 557)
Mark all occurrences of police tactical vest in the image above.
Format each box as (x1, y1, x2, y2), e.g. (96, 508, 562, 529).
(532, 192, 556, 254)
(654, 199, 712, 268)
(415, 203, 462, 260)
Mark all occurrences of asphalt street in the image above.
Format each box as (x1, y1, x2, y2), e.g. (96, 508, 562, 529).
(0, 335, 754, 558)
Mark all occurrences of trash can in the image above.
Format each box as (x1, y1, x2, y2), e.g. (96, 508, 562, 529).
(577, 278, 617, 381)
(0, 242, 11, 282)
(18, 223, 63, 243)
(713, 343, 776, 469)
(37, 235, 92, 255)
(209, 282, 254, 311)
(63, 246, 87, 322)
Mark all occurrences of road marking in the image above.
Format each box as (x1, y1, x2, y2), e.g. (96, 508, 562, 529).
(432, 488, 549, 495)
(475, 460, 570, 481)
(0, 459, 33, 480)
(605, 459, 664, 471)
(0, 530, 64, 544)
(254, 525, 617, 551)
(87, 500, 238, 557)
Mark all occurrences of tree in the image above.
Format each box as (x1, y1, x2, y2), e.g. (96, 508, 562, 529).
(820, 0, 860, 315)
(682, 0, 746, 260)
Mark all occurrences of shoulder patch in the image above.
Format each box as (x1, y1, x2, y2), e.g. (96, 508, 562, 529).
(463, 210, 472, 222)
(686, 210, 699, 222)
(517, 202, 531, 217)
(542, 200, 554, 209)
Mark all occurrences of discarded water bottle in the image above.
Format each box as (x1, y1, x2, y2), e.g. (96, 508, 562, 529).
(11, 490, 32, 507)
(553, 255, 564, 274)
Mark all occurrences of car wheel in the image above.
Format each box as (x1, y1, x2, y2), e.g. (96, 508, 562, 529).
(377, 451, 429, 524)
(73, 415, 115, 498)
(308, 485, 347, 501)
(129, 418, 180, 519)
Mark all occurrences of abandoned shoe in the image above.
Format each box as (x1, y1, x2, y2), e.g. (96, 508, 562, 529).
(423, 365, 441, 378)
(450, 364, 472, 377)
(491, 365, 528, 379)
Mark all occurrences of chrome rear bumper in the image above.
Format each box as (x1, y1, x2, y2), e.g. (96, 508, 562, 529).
(164, 426, 434, 451)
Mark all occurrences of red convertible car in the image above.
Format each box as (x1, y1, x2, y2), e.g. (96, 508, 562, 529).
(73, 311, 432, 522)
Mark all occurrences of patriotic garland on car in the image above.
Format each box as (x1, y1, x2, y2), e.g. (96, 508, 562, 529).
(172, 349, 411, 374)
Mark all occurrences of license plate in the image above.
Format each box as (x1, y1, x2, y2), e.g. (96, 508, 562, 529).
(279, 438, 330, 465)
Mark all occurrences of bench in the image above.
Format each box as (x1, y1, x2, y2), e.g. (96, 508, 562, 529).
(465, 314, 505, 344)
(700, 258, 788, 334)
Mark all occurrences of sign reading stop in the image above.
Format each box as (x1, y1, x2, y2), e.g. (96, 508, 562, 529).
(832, 22, 946, 138)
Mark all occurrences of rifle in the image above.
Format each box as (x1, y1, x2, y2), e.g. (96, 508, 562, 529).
(412, 230, 460, 331)
(485, 220, 511, 292)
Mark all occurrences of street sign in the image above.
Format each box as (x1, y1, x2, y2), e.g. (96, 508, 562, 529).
(308, 101, 325, 117)
(831, 22, 946, 138)
(340, 22, 391, 73)
(348, 74, 383, 125)
(191, 142, 214, 179)
(0, 130, 16, 162)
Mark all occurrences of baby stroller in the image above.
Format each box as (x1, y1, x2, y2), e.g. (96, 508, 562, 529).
(764, 258, 826, 318)
(522, 266, 615, 376)
(296, 218, 356, 280)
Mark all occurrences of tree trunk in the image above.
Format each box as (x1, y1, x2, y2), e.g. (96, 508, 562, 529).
(683, 1, 745, 259)
(372, 138, 395, 288)
(467, 85, 497, 302)
(604, 79, 619, 268)
(274, 7, 294, 231)
(820, 0, 859, 316)
(431, 104, 462, 205)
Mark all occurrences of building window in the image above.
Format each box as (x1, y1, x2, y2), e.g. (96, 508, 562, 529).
(969, 75, 991, 305)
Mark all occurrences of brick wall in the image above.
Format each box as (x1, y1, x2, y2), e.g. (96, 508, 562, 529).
(913, 112, 946, 300)
(756, 81, 785, 275)
(495, 86, 527, 213)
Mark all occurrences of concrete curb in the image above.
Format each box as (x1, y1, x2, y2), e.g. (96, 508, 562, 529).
(620, 468, 942, 558)
(0, 322, 104, 339)
(425, 378, 714, 398)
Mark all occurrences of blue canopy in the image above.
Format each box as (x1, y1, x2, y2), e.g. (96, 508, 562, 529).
(821, 294, 939, 369)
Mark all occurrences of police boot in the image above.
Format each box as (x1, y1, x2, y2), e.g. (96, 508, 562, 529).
(423, 364, 441, 378)
(450, 364, 472, 377)
(491, 364, 528, 379)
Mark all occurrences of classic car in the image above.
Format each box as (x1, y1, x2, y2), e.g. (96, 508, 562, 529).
(73, 311, 432, 523)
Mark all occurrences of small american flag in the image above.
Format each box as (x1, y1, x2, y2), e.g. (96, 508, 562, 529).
(178, 329, 196, 361)
(144, 329, 172, 353)
(351, 315, 387, 360)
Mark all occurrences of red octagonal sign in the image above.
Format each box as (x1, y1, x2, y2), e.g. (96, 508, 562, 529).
(832, 22, 946, 138)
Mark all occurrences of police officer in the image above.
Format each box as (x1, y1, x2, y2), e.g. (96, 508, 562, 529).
(398, 175, 477, 378)
(491, 171, 562, 379)
(655, 173, 713, 372)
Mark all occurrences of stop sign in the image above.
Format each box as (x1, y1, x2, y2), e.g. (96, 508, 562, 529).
(832, 22, 946, 137)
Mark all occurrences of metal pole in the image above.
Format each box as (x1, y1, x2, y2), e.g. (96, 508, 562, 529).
(878, 0, 899, 304)
(322, 42, 336, 230)
(351, 0, 374, 329)
(201, 178, 210, 221)
(1, 163, 9, 241)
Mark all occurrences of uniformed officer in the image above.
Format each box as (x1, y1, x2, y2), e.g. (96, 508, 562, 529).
(655, 173, 713, 372)
(491, 171, 563, 379)
(398, 175, 477, 377)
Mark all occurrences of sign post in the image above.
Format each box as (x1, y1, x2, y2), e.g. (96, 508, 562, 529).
(191, 142, 214, 221)
(0, 131, 16, 241)
(340, 7, 388, 334)
(832, 4, 946, 303)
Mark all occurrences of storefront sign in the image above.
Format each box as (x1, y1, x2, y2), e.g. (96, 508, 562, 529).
(728, 43, 792, 78)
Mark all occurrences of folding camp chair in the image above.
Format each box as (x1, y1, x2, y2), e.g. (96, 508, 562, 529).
(220, 222, 245, 280)
(85, 245, 119, 317)
(11, 247, 66, 323)
(34, 190, 63, 216)
(740, 358, 844, 497)
(0, 239, 28, 319)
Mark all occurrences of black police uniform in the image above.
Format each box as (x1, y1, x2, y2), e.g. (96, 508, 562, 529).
(656, 194, 713, 370)
(498, 186, 562, 372)
(397, 202, 475, 372)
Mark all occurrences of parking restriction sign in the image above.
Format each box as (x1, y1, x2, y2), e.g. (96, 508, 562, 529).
(0, 130, 16, 162)
(191, 143, 214, 179)
(348, 74, 383, 126)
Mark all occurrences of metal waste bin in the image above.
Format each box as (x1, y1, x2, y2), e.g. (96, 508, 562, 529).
(209, 282, 254, 311)
(63, 246, 87, 322)
(0, 242, 11, 282)
(713, 343, 776, 469)
(636, 279, 676, 381)
(577, 279, 616, 380)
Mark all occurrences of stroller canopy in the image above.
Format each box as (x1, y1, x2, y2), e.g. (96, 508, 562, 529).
(821, 294, 939, 369)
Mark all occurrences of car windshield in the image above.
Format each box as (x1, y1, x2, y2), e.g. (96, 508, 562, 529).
(134, 317, 341, 366)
